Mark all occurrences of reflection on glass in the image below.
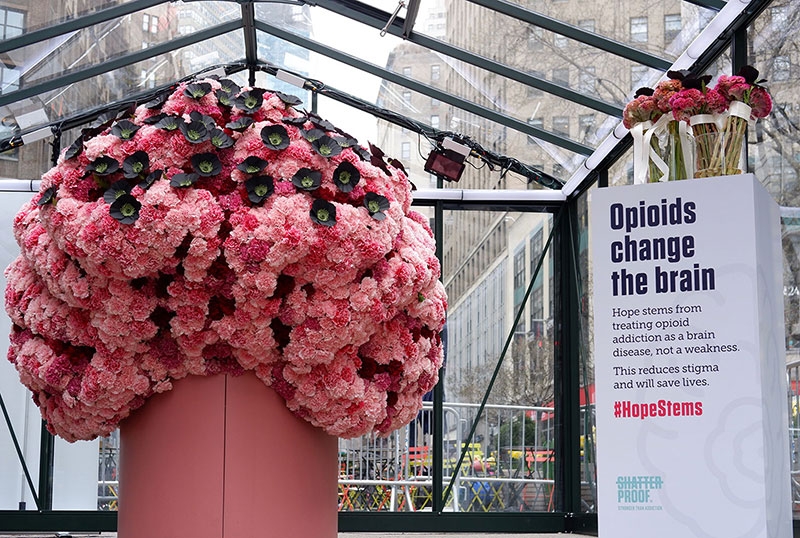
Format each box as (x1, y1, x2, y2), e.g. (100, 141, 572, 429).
(444, 208, 557, 511)
(749, 5, 800, 520)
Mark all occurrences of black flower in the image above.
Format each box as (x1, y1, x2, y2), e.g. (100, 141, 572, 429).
(353, 146, 371, 161)
(234, 89, 266, 114)
(291, 168, 322, 191)
(170, 172, 200, 188)
(311, 135, 342, 158)
(218, 79, 241, 95)
(334, 135, 358, 148)
(310, 117, 336, 131)
(210, 128, 235, 149)
(282, 115, 308, 126)
(245, 175, 274, 204)
(139, 169, 163, 190)
(179, 120, 210, 144)
(190, 153, 222, 177)
(184, 82, 213, 100)
(144, 113, 167, 125)
(333, 161, 360, 192)
(110, 194, 141, 224)
(310, 199, 336, 227)
(145, 92, 169, 110)
(261, 124, 290, 150)
(216, 89, 234, 108)
(237, 156, 269, 175)
(275, 91, 303, 106)
(122, 151, 150, 179)
(87, 156, 120, 176)
(364, 192, 390, 220)
(64, 138, 83, 160)
(37, 186, 56, 206)
(226, 117, 254, 131)
(189, 111, 217, 131)
(155, 115, 184, 131)
(104, 180, 133, 204)
(111, 120, 139, 140)
(302, 128, 325, 143)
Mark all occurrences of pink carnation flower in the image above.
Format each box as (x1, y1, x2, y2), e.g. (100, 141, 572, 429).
(6, 78, 447, 442)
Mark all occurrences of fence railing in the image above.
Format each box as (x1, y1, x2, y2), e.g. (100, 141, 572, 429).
(337, 401, 557, 512)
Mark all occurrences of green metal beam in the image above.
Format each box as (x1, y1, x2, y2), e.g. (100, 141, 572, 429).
(465, 0, 672, 71)
(0, 21, 242, 110)
(683, 0, 725, 11)
(254, 21, 594, 155)
(309, 0, 623, 118)
(0, 0, 168, 55)
(241, 1, 260, 85)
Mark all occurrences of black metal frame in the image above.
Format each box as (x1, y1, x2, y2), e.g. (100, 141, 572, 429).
(0, 0, 788, 534)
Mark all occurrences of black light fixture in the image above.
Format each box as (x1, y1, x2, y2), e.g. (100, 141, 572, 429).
(424, 137, 471, 182)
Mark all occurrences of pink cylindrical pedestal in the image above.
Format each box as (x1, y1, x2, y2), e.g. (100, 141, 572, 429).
(118, 372, 338, 538)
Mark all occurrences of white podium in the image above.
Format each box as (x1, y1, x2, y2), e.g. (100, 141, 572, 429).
(591, 174, 791, 538)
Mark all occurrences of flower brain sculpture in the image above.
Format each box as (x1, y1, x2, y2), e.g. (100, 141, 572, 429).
(5, 79, 447, 442)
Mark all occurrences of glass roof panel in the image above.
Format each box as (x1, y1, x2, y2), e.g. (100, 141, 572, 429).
(8, 3, 239, 88)
(1, 0, 135, 34)
(0, 30, 245, 136)
(416, 0, 654, 109)
(495, 0, 719, 62)
(255, 4, 609, 156)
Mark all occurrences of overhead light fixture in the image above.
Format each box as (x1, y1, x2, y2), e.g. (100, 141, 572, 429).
(424, 137, 471, 182)
(21, 126, 52, 145)
(275, 69, 306, 89)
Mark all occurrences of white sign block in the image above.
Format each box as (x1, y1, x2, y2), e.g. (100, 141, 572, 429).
(590, 174, 791, 538)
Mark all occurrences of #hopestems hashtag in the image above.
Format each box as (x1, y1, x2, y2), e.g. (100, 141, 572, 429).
(614, 401, 622, 418)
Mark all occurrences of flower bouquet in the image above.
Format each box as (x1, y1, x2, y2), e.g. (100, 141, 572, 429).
(5, 77, 447, 442)
(654, 75, 691, 180)
(623, 87, 668, 183)
(714, 66, 773, 175)
(668, 73, 728, 178)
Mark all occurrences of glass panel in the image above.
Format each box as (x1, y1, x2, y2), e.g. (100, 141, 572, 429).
(0, 191, 41, 511)
(417, 0, 654, 106)
(257, 5, 603, 173)
(492, 0, 717, 61)
(748, 3, 800, 519)
(0, 1, 134, 35)
(6, 30, 244, 132)
(9, 3, 238, 89)
(444, 208, 557, 512)
(575, 186, 596, 513)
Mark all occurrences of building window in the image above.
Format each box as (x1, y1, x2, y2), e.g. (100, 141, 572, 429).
(554, 33, 568, 48)
(401, 142, 411, 160)
(631, 64, 650, 87)
(150, 15, 159, 34)
(578, 114, 595, 137)
(142, 13, 150, 32)
(430, 115, 440, 129)
(630, 16, 648, 43)
(431, 97, 440, 107)
(527, 117, 543, 144)
(403, 66, 412, 76)
(773, 55, 791, 82)
(528, 27, 544, 51)
(664, 14, 681, 43)
(578, 19, 595, 33)
(552, 116, 570, 137)
(0, 66, 20, 94)
(578, 67, 595, 93)
(431, 64, 440, 81)
(771, 6, 788, 28)
(528, 70, 544, 96)
(402, 90, 412, 106)
(513, 248, 526, 321)
(0, 7, 24, 39)
(552, 67, 569, 87)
